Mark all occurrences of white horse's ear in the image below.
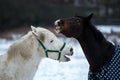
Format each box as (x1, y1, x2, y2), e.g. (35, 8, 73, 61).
(31, 26, 36, 32)
(40, 32, 45, 41)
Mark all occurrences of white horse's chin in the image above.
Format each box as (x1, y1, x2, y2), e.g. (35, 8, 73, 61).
(64, 55, 70, 61)
(58, 55, 71, 62)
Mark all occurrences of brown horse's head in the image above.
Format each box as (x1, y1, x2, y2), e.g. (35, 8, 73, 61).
(54, 13, 93, 38)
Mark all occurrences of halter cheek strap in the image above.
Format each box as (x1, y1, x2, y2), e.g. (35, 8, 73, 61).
(32, 31, 66, 60)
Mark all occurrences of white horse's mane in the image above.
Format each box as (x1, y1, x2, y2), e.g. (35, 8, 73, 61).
(7, 32, 34, 61)
(0, 31, 42, 80)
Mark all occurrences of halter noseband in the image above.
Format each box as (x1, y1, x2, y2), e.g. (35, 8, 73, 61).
(32, 31, 66, 60)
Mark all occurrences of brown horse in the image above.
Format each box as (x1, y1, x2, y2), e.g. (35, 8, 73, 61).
(54, 13, 120, 79)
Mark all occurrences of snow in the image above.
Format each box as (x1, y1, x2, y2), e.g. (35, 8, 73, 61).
(0, 25, 120, 80)
(97, 25, 120, 33)
(34, 38, 89, 80)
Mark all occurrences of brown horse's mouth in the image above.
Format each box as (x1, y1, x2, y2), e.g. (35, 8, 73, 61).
(55, 26, 62, 33)
(54, 19, 63, 33)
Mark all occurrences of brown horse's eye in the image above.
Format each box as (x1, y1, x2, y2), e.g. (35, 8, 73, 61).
(76, 19, 80, 23)
(75, 19, 81, 25)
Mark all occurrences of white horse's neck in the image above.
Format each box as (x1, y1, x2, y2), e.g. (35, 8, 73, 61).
(0, 32, 44, 80)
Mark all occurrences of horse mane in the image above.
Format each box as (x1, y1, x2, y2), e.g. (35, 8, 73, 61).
(7, 32, 33, 61)
(88, 23, 106, 43)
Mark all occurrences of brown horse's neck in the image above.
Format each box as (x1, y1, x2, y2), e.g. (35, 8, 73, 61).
(77, 24, 115, 72)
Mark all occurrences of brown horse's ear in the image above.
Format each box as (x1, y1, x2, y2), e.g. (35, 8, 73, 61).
(87, 13, 93, 21)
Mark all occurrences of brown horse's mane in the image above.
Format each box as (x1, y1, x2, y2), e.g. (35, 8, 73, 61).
(88, 23, 105, 42)
(79, 21, 114, 71)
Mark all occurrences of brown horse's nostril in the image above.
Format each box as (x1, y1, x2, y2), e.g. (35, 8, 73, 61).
(54, 19, 64, 27)
(57, 20, 64, 26)
(54, 19, 60, 26)
(57, 21, 61, 26)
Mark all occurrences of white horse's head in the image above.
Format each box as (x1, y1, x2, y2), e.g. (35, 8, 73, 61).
(31, 26, 73, 62)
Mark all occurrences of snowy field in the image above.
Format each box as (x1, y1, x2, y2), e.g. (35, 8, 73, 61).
(0, 25, 120, 80)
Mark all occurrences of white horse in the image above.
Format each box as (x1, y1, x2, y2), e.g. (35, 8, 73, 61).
(0, 26, 73, 80)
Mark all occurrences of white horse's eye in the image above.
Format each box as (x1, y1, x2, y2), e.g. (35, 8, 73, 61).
(50, 40, 54, 43)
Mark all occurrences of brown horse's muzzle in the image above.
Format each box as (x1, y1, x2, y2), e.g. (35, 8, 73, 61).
(54, 19, 64, 33)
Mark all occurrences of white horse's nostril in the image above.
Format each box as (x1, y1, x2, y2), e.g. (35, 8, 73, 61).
(70, 48, 73, 52)
(54, 19, 60, 25)
(70, 48, 73, 55)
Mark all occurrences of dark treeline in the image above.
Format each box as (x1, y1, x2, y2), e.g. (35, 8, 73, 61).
(0, 0, 120, 30)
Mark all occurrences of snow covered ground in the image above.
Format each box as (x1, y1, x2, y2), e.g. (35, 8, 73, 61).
(0, 25, 120, 80)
